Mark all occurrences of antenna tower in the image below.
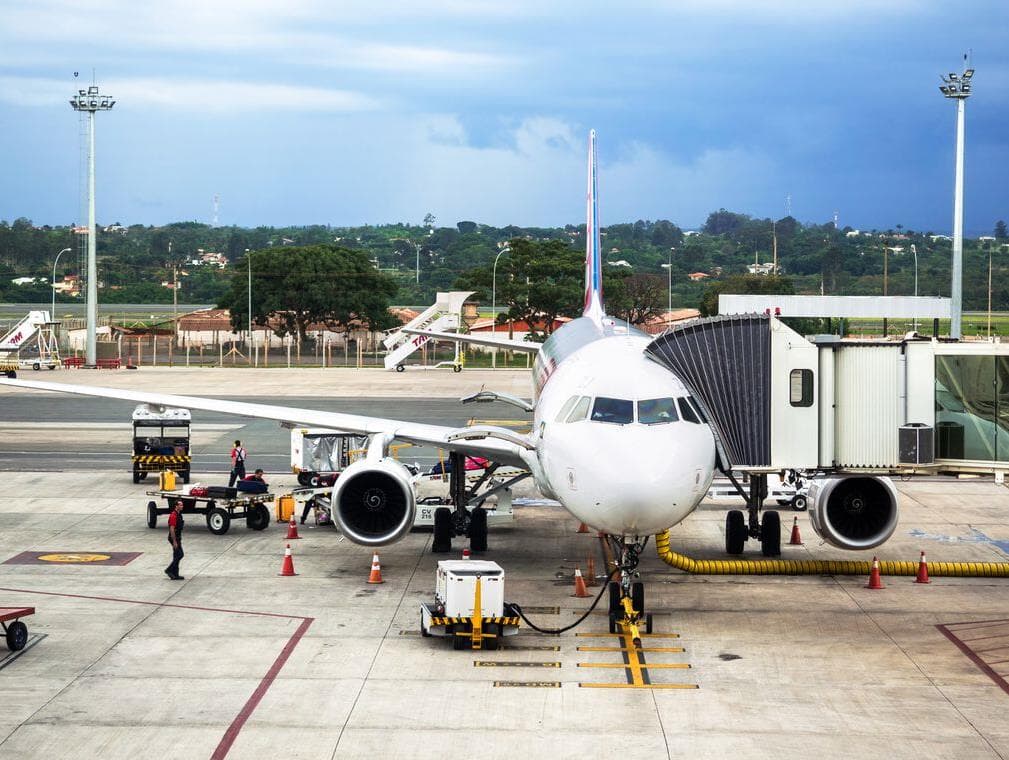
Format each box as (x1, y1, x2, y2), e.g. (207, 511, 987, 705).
(213, 194, 220, 226)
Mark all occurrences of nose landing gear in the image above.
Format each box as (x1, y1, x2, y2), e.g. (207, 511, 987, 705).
(606, 537, 654, 647)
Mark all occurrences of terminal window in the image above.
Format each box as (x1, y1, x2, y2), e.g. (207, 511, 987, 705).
(934, 355, 1009, 462)
(789, 369, 814, 407)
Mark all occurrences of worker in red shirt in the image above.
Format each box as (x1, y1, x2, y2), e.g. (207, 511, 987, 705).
(165, 499, 185, 580)
(228, 439, 247, 487)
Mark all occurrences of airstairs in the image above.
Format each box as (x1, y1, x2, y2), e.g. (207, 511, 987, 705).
(383, 292, 474, 370)
(0, 310, 61, 372)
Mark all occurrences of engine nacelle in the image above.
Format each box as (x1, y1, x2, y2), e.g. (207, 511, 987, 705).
(807, 475, 899, 551)
(331, 458, 416, 547)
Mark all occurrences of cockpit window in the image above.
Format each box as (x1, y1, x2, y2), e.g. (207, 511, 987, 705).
(685, 395, 708, 423)
(555, 396, 579, 423)
(677, 397, 701, 424)
(565, 396, 592, 423)
(638, 397, 679, 425)
(591, 397, 634, 425)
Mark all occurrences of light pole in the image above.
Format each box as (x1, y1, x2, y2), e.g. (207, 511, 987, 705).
(414, 242, 422, 283)
(491, 246, 511, 369)
(939, 57, 974, 340)
(246, 249, 253, 364)
(51, 247, 71, 321)
(987, 242, 993, 338)
(911, 243, 919, 331)
(69, 84, 115, 366)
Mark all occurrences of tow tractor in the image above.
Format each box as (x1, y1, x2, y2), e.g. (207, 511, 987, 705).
(132, 404, 192, 484)
(420, 560, 521, 649)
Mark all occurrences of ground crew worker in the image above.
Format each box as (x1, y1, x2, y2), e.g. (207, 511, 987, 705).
(229, 439, 247, 487)
(165, 499, 185, 580)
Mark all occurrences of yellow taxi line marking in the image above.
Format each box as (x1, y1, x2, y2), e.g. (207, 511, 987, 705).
(577, 662, 691, 669)
(579, 683, 699, 690)
(577, 646, 685, 653)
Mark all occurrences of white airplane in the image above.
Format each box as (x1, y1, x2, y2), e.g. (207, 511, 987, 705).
(0, 131, 897, 632)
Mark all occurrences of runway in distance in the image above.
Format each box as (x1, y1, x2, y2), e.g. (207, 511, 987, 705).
(0, 131, 724, 616)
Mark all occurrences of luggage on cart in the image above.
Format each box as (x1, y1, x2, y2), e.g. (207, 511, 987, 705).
(237, 480, 268, 494)
(207, 486, 238, 499)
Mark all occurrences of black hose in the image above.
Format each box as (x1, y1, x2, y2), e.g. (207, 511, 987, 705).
(509, 565, 620, 635)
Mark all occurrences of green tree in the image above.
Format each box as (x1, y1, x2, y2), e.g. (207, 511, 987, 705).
(995, 220, 1008, 240)
(220, 245, 398, 341)
(606, 273, 667, 325)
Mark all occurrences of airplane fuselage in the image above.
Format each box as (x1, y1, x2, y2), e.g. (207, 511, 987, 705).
(524, 317, 717, 536)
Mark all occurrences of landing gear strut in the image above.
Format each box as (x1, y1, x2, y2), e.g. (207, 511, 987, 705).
(605, 536, 654, 647)
(723, 472, 781, 557)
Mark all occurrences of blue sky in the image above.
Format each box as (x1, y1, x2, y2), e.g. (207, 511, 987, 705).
(0, 0, 1006, 234)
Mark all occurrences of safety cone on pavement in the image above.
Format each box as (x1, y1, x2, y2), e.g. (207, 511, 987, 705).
(286, 514, 301, 540)
(279, 544, 298, 576)
(367, 553, 384, 584)
(577, 522, 589, 534)
(789, 516, 803, 545)
(865, 556, 884, 589)
(572, 568, 590, 598)
(461, 548, 471, 560)
(915, 551, 931, 584)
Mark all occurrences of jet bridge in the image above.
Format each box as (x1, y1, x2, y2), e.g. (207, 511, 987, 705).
(646, 314, 1009, 476)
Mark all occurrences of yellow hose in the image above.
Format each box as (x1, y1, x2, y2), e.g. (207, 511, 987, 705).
(654, 531, 1009, 577)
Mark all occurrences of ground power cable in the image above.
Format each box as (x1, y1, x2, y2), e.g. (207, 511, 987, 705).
(510, 565, 620, 635)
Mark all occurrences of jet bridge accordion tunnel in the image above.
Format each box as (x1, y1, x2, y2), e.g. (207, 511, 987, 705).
(645, 313, 1009, 578)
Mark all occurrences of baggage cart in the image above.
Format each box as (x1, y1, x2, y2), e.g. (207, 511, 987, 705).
(145, 489, 274, 535)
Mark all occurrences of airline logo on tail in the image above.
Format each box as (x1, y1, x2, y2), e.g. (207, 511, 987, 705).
(583, 130, 605, 325)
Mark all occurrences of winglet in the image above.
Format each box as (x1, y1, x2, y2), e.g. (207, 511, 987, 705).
(583, 130, 605, 324)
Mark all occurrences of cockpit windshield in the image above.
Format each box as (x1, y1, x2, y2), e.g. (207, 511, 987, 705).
(638, 397, 679, 424)
(591, 397, 634, 425)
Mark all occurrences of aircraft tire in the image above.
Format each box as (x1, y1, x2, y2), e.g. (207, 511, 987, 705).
(761, 510, 781, 557)
(469, 506, 488, 552)
(608, 582, 620, 614)
(645, 612, 654, 635)
(726, 510, 746, 555)
(631, 581, 645, 615)
(432, 507, 453, 553)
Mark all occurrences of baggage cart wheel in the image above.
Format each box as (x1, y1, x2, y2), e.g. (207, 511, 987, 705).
(791, 494, 808, 512)
(147, 501, 158, 529)
(297, 472, 313, 486)
(207, 507, 231, 535)
(396, 364, 405, 373)
(5, 620, 28, 651)
(32, 362, 41, 371)
(246, 503, 270, 531)
(453, 364, 462, 373)
(132, 469, 141, 484)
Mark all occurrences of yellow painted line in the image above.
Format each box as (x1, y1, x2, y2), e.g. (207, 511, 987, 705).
(577, 646, 685, 653)
(579, 683, 699, 690)
(577, 662, 691, 670)
(576, 632, 680, 639)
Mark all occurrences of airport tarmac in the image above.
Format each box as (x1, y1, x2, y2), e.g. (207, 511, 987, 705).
(1, 368, 1009, 759)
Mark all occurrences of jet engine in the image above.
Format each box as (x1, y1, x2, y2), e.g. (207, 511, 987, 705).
(807, 475, 899, 551)
(331, 458, 416, 547)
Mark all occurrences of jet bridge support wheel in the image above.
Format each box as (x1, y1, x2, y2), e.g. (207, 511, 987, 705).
(725, 510, 746, 555)
(760, 510, 781, 557)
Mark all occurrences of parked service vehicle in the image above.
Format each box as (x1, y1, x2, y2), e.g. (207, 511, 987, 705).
(132, 404, 192, 484)
(420, 560, 520, 649)
(290, 428, 367, 486)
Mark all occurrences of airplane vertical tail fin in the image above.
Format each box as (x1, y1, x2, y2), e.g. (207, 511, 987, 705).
(583, 130, 605, 324)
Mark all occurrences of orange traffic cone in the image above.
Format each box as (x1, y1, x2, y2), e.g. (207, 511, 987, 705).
(279, 543, 297, 576)
(572, 568, 590, 598)
(461, 548, 471, 560)
(865, 556, 884, 589)
(367, 553, 384, 584)
(789, 516, 803, 545)
(915, 551, 931, 584)
(577, 522, 589, 534)
(286, 514, 301, 540)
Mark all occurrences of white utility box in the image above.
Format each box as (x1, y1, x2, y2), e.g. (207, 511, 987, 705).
(436, 560, 505, 617)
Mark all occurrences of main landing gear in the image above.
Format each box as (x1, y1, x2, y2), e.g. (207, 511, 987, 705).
(431, 451, 528, 555)
(604, 536, 654, 647)
(724, 472, 781, 557)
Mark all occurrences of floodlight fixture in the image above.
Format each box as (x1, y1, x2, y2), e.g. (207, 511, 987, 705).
(963, 69, 974, 80)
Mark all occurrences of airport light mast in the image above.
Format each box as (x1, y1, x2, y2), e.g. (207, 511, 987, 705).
(69, 84, 115, 366)
(939, 58, 973, 340)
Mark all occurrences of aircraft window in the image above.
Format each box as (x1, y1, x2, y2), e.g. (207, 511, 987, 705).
(638, 397, 679, 425)
(555, 396, 580, 422)
(678, 397, 701, 424)
(565, 396, 591, 423)
(685, 395, 709, 423)
(591, 397, 634, 425)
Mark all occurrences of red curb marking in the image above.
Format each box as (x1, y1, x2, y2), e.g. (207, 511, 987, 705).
(0, 586, 314, 759)
(937, 622, 1009, 698)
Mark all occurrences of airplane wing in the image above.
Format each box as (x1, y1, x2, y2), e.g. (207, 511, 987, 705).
(402, 327, 541, 353)
(0, 378, 534, 468)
